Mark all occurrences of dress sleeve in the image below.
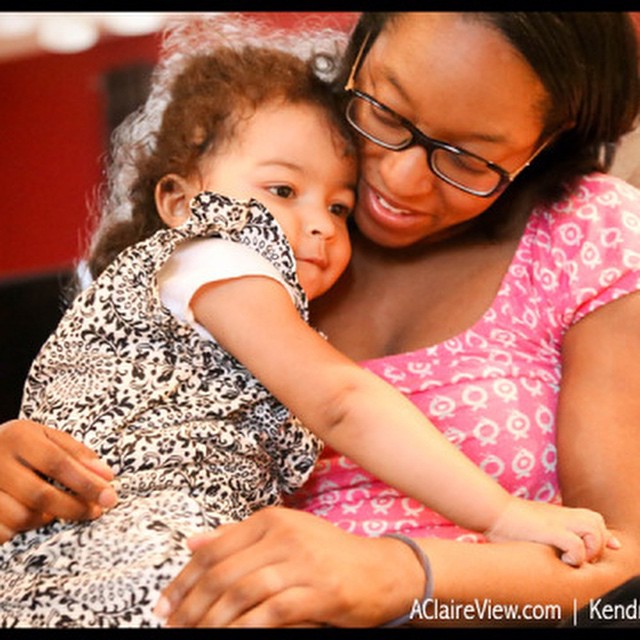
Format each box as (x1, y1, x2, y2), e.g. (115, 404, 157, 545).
(534, 175, 640, 330)
(157, 237, 295, 338)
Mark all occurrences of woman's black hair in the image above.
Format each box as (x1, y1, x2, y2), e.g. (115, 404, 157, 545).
(337, 12, 640, 238)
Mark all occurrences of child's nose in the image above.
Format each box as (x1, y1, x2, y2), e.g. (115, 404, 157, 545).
(306, 208, 336, 238)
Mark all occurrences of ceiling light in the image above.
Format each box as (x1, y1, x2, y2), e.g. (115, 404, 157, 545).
(36, 15, 99, 54)
(100, 13, 167, 36)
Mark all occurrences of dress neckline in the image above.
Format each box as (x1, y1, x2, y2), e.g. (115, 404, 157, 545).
(358, 208, 541, 368)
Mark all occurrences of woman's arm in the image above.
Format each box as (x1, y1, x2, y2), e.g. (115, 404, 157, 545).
(157, 291, 640, 627)
(418, 290, 640, 619)
(0, 419, 118, 541)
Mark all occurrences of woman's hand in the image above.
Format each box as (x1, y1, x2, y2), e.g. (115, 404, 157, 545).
(0, 419, 117, 542)
(155, 506, 426, 628)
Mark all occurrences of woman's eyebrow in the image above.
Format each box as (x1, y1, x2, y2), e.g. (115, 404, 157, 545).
(379, 65, 509, 146)
(460, 130, 509, 145)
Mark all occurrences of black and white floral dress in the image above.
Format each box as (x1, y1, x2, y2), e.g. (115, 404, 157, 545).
(0, 192, 322, 627)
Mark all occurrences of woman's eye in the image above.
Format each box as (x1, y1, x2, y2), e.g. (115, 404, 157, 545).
(268, 185, 294, 198)
(371, 104, 402, 129)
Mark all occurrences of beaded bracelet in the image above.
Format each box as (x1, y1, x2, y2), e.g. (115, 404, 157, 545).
(381, 533, 434, 628)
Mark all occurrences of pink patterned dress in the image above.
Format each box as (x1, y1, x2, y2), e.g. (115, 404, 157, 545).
(290, 173, 640, 542)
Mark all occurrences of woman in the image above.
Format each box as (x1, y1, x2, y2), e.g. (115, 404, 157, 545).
(2, 12, 640, 627)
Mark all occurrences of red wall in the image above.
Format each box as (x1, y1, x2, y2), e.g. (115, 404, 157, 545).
(0, 12, 357, 280)
(0, 33, 161, 278)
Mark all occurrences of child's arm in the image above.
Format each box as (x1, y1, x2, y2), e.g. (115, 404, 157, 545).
(192, 275, 617, 565)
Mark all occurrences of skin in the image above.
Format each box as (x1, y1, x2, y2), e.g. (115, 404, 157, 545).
(0, 421, 117, 542)
(158, 103, 616, 567)
(2, 12, 640, 627)
(0, 99, 356, 542)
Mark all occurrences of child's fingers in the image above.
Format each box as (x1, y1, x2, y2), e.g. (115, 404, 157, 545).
(567, 510, 621, 565)
(569, 528, 620, 567)
(560, 532, 587, 567)
(568, 509, 608, 563)
(606, 534, 622, 550)
(581, 532, 602, 563)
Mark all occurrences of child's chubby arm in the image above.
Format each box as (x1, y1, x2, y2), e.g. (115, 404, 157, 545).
(191, 275, 619, 566)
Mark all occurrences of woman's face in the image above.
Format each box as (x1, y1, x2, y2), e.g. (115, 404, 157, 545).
(351, 12, 550, 248)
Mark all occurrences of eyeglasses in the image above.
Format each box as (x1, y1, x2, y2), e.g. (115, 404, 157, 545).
(344, 33, 553, 198)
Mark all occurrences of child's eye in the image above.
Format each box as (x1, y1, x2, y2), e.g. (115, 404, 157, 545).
(268, 185, 294, 199)
(329, 203, 352, 218)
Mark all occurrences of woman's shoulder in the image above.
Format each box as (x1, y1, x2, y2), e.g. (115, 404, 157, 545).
(530, 172, 640, 245)
(575, 172, 640, 202)
(523, 173, 640, 328)
(546, 172, 640, 219)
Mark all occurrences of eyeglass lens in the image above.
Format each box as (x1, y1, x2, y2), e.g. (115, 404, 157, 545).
(347, 94, 504, 196)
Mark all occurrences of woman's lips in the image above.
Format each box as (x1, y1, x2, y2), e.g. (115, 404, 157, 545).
(375, 191, 414, 215)
(362, 183, 428, 229)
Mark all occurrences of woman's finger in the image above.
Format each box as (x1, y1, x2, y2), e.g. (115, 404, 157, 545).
(0, 459, 103, 522)
(0, 419, 116, 542)
(169, 551, 297, 627)
(22, 442, 117, 510)
(212, 585, 325, 628)
(43, 426, 115, 482)
(0, 490, 54, 537)
(160, 507, 425, 628)
(158, 520, 266, 619)
(162, 525, 285, 626)
(0, 420, 117, 514)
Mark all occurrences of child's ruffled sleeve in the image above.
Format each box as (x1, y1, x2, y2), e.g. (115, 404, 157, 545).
(157, 237, 295, 340)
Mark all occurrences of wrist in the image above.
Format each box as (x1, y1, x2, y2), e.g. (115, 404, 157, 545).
(380, 533, 434, 627)
(484, 494, 521, 541)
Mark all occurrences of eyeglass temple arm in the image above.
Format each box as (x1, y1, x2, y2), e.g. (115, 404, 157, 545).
(345, 31, 372, 91)
(507, 122, 574, 179)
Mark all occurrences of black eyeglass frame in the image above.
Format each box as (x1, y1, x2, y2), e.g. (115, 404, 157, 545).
(343, 32, 554, 199)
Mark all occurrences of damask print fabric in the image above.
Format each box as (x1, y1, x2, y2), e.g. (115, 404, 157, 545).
(0, 192, 321, 627)
(291, 174, 640, 542)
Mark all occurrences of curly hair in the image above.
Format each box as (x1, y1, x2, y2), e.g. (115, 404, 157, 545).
(86, 13, 351, 279)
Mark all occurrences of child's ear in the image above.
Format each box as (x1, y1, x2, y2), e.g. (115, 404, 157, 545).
(155, 174, 194, 228)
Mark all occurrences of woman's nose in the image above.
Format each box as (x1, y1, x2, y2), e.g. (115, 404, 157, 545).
(377, 145, 437, 197)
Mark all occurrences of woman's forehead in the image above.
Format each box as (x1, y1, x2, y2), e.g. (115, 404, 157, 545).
(365, 13, 548, 149)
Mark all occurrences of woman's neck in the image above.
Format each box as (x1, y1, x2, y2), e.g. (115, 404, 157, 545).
(311, 204, 531, 360)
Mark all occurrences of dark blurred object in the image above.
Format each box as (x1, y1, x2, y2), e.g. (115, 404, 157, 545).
(102, 61, 154, 142)
(0, 269, 74, 422)
(559, 575, 640, 628)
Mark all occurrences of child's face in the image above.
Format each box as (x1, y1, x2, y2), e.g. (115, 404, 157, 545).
(195, 101, 357, 300)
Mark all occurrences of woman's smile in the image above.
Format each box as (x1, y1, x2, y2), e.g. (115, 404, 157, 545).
(355, 179, 438, 246)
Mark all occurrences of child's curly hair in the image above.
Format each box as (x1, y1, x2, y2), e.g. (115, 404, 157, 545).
(86, 13, 351, 279)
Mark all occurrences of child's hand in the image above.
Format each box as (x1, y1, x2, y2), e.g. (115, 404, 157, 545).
(484, 497, 621, 566)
